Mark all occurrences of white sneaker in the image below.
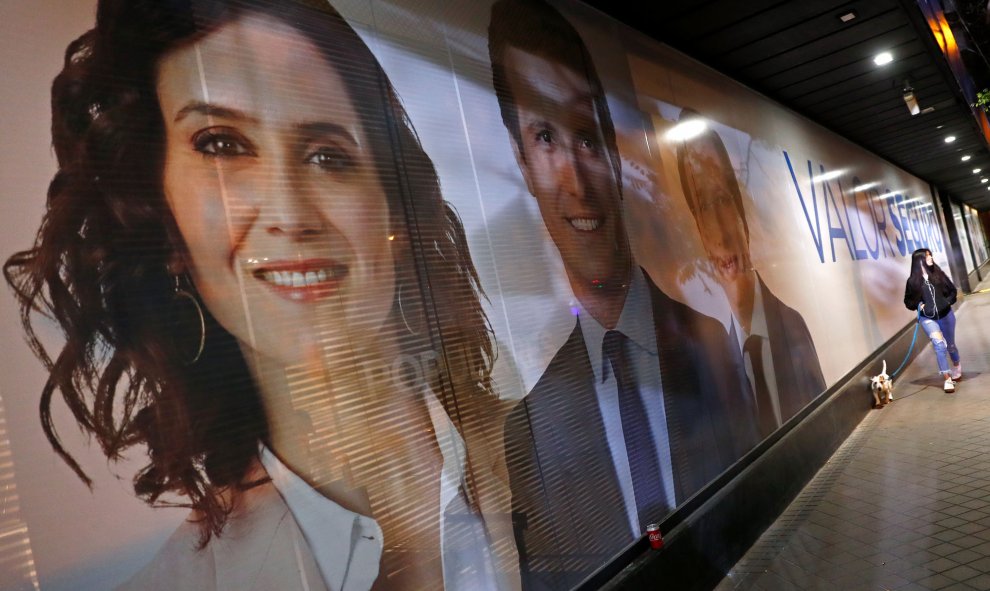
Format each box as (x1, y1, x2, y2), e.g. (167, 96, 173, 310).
(944, 377, 956, 393)
(951, 363, 962, 381)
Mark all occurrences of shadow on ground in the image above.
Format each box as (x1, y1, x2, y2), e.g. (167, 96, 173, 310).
(908, 371, 981, 388)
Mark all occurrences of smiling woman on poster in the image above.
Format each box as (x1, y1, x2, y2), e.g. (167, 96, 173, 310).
(3, 0, 517, 589)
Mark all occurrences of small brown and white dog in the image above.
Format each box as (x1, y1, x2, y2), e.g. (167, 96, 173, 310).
(870, 360, 894, 409)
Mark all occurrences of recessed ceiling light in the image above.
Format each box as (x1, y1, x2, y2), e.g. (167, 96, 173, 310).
(962, 155, 972, 161)
(981, 178, 987, 183)
(945, 135, 957, 143)
(937, 124, 945, 129)
(839, 11, 857, 23)
(873, 52, 893, 66)
(974, 168, 982, 174)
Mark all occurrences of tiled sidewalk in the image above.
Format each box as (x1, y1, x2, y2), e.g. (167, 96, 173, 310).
(717, 279, 990, 591)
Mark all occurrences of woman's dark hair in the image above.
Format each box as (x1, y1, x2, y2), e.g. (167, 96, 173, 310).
(4, 0, 493, 543)
(906, 247, 949, 293)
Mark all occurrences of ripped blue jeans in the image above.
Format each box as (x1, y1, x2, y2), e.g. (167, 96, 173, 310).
(918, 308, 959, 375)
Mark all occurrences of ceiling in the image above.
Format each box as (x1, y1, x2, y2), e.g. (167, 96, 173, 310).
(586, 0, 990, 211)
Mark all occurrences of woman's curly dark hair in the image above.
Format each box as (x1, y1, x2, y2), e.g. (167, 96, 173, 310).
(4, 0, 494, 544)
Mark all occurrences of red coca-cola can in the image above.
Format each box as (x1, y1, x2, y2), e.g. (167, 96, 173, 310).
(646, 523, 663, 550)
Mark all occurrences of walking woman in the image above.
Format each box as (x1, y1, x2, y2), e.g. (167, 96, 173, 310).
(903, 248, 962, 393)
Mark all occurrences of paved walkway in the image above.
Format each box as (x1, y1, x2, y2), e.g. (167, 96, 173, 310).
(717, 277, 990, 591)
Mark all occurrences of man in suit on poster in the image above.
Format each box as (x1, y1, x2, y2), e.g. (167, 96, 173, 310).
(675, 118, 826, 436)
(487, 1, 761, 587)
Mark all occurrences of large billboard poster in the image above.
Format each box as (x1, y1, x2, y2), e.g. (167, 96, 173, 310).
(954, 202, 976, 272)
(964, 204, 988, 266)
(0, 0, 955, 590)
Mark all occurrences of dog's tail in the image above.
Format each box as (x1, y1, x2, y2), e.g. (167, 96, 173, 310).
(882, 359, 887, 376)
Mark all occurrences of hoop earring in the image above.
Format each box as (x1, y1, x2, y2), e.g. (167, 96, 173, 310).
(171, 274, 205, 365)
(397, 282, 421, 336)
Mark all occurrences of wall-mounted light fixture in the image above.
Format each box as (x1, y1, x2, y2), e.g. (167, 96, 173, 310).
(903, 81, 921, 115)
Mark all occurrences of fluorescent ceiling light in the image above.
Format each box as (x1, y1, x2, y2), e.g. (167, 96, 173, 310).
(981, 178, 988, 183)
(878, 191, 902, 198)
(962, 155, 972, 161)
(839, 11, 857, 23)
(665, 118, 708, 142)
(873, 52, 893, 66)
(852, 182, 879, 192)
(974, 168, 982, 174)
(944, 135, 956, 143)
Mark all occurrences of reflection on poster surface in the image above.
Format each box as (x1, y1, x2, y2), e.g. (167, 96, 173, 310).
(0, 394, 40, 591)
(0, 0, 957, 589)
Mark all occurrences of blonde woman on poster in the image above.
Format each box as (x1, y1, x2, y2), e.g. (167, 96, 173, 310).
(4, 0, 517, 589)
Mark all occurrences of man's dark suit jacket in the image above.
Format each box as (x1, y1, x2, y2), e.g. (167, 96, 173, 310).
(502, 271, 760, 590)
(757, 274, 826, 423)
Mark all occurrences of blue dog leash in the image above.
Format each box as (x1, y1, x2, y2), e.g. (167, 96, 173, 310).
(888, 306, 923, 380)
(889, 287, 989, 379)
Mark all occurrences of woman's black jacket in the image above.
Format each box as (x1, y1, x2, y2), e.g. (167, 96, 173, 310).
(904, 273, 957, 317)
